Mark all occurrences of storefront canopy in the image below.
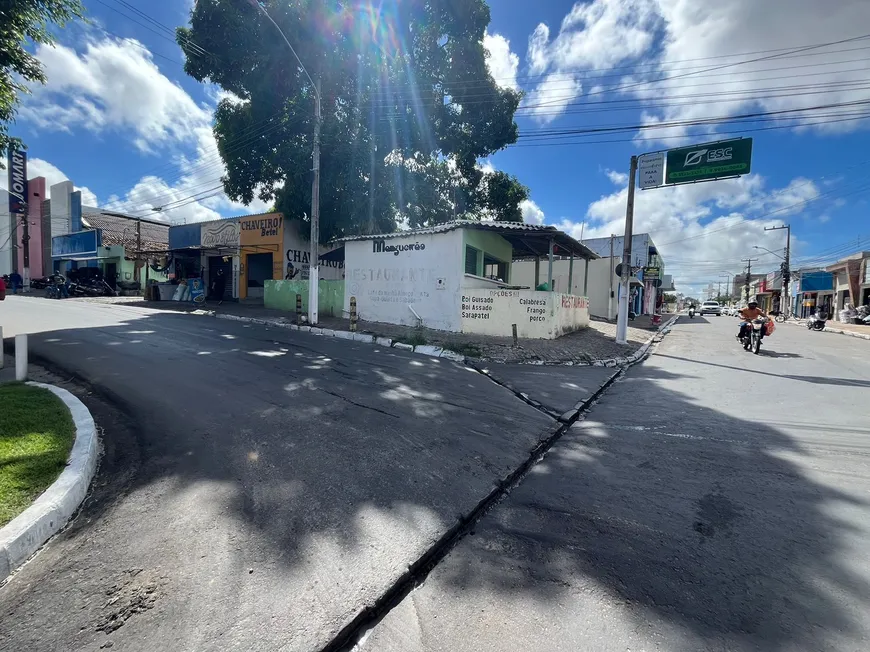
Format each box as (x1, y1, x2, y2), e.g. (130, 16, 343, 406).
(334, 220, 599, 261)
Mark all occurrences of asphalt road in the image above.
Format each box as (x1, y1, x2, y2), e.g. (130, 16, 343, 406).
(365, 314, 870, 652)
(0, 296, 557, 652)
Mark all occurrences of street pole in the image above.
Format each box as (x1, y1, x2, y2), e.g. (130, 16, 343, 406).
(136, 218, 142, 286)
(309, 77, 322, 325)
(616, 156, 638, 344)
(765, 224, 790, 317)
(21, 212, 31, 291)
(245, 0, 321, 325)
(608, 234, 614, 320)
(742, 258, 758, 302)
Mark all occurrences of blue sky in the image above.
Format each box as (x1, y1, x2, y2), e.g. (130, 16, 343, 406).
(4, 0, 870, 295)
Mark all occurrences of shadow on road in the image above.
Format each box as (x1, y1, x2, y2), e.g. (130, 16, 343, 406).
(419, 362, 870, 650)
(0, 308, 555, 651)
(655, 353, 870, 387)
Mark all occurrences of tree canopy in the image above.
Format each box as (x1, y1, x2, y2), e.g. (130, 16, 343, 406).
(177, 0, 526, 242)
(1, 0, 84, 163)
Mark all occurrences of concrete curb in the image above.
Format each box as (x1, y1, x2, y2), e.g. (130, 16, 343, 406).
(0, 382, 99, 582)
(782, 318, 870, 341)
(207, 312, 682, 368)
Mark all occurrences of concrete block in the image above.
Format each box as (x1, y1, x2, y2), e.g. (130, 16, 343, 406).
(414, 345, 443, 357)
(439, 350, 465, 363)
(375, 337, 393, 348)
(353, 333, 374, 344)
(393, 343, 414, 351)
(310, 328, 324, 336)
(333, 330, 355, 340)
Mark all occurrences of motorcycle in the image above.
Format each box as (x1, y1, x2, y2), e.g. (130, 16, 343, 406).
(806, 311, 827, 331)
(740, 316, 769, 354)
(688, 306, 695, 318)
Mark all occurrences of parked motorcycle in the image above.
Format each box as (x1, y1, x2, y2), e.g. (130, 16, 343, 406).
(740, 317, 769, 354)
(806, 310, 827, 331)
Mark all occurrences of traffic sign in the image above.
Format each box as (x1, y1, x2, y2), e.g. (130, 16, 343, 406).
(665, 138, 752, 185)
(638, 152, 664, 189)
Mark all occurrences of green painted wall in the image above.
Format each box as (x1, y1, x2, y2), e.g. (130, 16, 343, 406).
(265, 280, 345, 317)
(463, 229, 512, 280)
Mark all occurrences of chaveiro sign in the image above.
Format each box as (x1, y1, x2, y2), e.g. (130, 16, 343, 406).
(665, 138, 753, 185)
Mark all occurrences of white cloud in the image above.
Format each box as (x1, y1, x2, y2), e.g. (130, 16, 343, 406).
(523, 0, 659, 123)
(22, 37, 211, 152)
(16, 35, 272, 224)
(0, 158, 97, 206)
(484, 31, 520, 91)
(520, 199, 545, 224)
(636, 0, 870, 141)
(557, 171, 829, 288)
(522, 0, 870, 134)
(606, 170, 629, 185)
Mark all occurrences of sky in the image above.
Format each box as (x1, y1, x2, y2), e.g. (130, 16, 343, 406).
(3, 0, 870, 297)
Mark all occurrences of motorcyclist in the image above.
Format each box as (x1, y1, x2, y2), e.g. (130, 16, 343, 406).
(738, 299, 767, 340)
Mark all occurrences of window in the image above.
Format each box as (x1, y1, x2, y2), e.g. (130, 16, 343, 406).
(483, 254, 507, 282)
(465, 245, 479, 275)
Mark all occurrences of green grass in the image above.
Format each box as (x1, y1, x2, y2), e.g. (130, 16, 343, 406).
(0, 383, 76, 528)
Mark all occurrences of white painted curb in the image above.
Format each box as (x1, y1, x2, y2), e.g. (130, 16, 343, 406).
(0, 382, 99, 581)
(782, 319, 870, 341)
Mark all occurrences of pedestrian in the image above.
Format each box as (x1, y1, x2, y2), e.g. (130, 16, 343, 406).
(0, 275, 6, 301)
(9, 271, 22, 294)
(211, 268, 226, 305)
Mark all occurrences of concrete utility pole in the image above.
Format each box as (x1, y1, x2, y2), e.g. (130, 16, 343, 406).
(742, 258, 758, 302)
(246, 0, 321, 324)
(616, 156, 638, 344)
(608, 234, 614, 320)
(20, 213, 30, 290)
(765, 224, 790, 317)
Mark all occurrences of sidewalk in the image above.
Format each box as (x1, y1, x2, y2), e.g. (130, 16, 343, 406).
(65, 297, 666, 364)
(784, 316, 870, 341)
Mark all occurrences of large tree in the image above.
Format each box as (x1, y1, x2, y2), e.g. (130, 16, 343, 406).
(177, 0, 526, 241)
(1, 0, 84, 163)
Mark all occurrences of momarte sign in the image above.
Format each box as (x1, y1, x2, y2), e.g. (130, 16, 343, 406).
(665, 138, 753, 185)
(7, 148, 28, 215)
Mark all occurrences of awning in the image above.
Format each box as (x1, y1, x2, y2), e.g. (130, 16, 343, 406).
(630, 276, 643, 288)
(54, 255, 114, 262)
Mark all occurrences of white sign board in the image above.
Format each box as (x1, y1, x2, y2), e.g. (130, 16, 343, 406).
(461, 289, 589, 339)
(638, 152, 664, 190)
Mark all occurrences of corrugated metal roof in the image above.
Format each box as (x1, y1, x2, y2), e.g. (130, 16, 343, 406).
(334, 220, 599, 260)
(334, 220, 557, 242)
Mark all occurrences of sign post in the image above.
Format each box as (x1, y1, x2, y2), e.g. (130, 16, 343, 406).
(615, 137, 754, 343)
(7, 148, 29, 289)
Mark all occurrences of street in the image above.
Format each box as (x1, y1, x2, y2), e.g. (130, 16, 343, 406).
(0, 296, 553, 652)
(2, 300, 870, 652)
(365, 314, 870, 652)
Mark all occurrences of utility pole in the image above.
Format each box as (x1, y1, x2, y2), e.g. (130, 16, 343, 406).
(608, 234, 614, 320)
(136, 218, 142, 286)
(21, 213, 30, 290)
(742, 258, 758, 302)
(309, 77, 321, 325)
(246, 0, 321, 324)
(717, 279, 722, 302)
(616, 156, 638, 344)
(765, 224, 790, 317)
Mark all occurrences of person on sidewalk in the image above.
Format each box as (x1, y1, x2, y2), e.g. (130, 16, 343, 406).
(210, 268, 226, 305)
(9, 271, 22, 294)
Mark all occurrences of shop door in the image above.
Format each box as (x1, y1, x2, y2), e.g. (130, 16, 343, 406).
(208, 256, 233, 300)
(245, 252, 273, 299)
(105, 262, 118, 289)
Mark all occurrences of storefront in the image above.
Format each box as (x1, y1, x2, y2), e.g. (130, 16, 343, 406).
(795, 270, 834, 318)
(338, 221, 597, 338)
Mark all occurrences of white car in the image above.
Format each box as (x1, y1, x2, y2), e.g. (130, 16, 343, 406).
(700, 301, 722, 316)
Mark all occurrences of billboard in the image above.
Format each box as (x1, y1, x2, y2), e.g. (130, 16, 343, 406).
(7, 148, 27, 216)
(665, 138, 753, 186)
(52, 230, 102, 258)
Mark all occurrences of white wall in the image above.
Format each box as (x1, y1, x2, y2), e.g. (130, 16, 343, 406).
(460, 289, 589, 339)
(512, 256, 617, 320)
(344, 230, 463, 331)
(50, 181, 73, 239)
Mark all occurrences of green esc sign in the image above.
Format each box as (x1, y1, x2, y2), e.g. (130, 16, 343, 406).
(665, 138, 752, 185)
